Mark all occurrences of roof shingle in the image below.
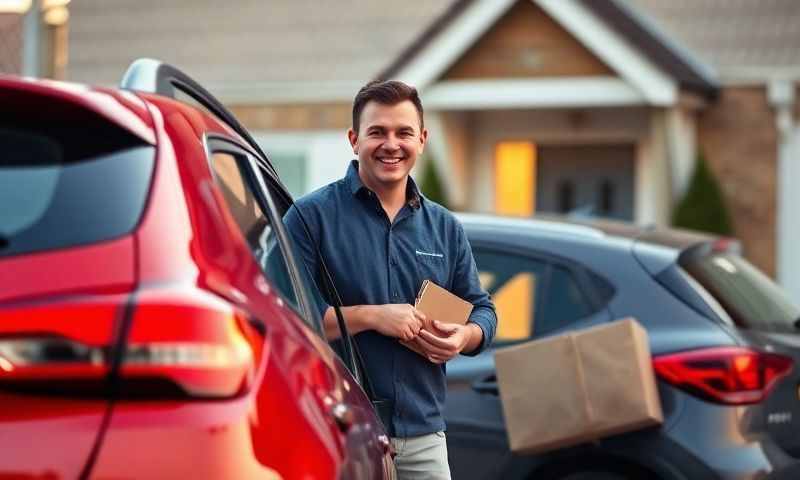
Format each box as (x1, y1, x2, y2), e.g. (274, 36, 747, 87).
(66, 0, 800, 96)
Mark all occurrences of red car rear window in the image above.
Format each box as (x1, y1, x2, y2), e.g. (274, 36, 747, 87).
(0, 121, 155, 258)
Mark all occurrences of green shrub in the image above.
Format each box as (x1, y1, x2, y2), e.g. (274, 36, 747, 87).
(671, 152, 733, 236)
(418, 157, 449, 209)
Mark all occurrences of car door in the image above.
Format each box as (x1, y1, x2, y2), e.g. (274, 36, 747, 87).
(444, 245, 553, 478)
(206, 137, 391, 479)
(446, 242, 613, 479)
(252, 155, 395, 480)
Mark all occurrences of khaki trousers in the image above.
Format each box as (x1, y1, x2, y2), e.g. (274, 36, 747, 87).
(391, 431, 451, 480)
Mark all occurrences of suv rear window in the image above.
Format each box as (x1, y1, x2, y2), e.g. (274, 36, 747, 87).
(681, 253, 800, 333)
(0, 124, 154, 258)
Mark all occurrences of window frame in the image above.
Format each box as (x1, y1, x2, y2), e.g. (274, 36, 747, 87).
(474, 244, 549, 345)
(470, 240, 609, 341)
(205, 135, 370, 387)
(250, 155, 369, 388)
(205, 134, 324, 337)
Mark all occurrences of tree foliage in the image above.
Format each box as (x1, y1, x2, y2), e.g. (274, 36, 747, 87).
(418, 157, 450, 209)
(671, 152, 734, 236)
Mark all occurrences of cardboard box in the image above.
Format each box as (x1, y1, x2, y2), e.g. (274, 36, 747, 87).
(494, 318, 663, 455)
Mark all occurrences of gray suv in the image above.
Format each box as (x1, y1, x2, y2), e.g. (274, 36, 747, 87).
(445, 214, 800, 480)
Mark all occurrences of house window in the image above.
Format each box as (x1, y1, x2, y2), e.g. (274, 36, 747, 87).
(268, 151, 307, 198)
(598, 179, 615, 215)
(557, 180, 575, 213)
(255, 131, 352, 198)
(495, 141, 536, 216)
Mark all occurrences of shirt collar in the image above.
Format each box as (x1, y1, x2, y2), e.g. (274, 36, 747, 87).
(346, 160, 423, 209)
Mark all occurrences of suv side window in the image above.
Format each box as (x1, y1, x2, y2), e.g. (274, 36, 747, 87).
(473, 248, 598, 341)
(538, 265, 593, 334)
(208, 151, 300, 311)
(253, 165, 329, 331)
(473, 249, 547, 343)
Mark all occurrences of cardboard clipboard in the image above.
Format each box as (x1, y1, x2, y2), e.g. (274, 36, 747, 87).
(402, 279, 473, 357)
(414, 279, 473, 329)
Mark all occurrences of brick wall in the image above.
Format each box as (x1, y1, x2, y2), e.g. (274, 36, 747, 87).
(0, 13, 23, 74)
(698, 86, 777, 276)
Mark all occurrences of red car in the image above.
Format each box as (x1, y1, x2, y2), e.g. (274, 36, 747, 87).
(0, 59, 393, 479)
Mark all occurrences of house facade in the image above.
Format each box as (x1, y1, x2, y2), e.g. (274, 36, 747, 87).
(5, 0, 800, 301)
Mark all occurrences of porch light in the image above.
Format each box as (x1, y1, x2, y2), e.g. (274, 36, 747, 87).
(42, 0, 69, 26)
(0, 0, 31, 13)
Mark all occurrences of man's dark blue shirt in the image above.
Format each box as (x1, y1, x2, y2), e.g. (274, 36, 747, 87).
(284, 160, 497, 437)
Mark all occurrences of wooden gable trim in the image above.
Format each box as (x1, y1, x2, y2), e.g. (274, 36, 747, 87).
(442, 0, 613, 80)
(384, 0, 692, 106)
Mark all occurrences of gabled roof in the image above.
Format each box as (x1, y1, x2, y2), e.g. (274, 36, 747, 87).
(380, 0, 717, 98)
(579, 0, 717, 96)
(626, 0, 800, 82)
(66, 0, 454, 102)
(64, 0, 795, 104)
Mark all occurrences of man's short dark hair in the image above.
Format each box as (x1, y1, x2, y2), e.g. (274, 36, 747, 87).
(352, 80, 424, 133)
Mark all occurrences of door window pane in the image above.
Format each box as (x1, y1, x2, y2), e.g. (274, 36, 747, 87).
(474, 249, 596, 340)
(209, 152, 299, 310)
(474, 250, 546, 342)
(540, 266, 592, 333)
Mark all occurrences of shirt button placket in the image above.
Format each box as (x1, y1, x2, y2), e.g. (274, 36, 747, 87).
(388, 229, 396, 300)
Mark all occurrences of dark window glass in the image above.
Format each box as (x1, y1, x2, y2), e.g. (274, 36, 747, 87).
(682, 253, 800, 333)
(540, 266, 593, 333)
(557, 180, 575, 213)
(209, 152, 300, 311)
(0, 127, 154, 258)
(262, 172, 329, 330)
(587, 269, 616, 306)
(473, 249, 547, 343)
(598, 179, 615, 215)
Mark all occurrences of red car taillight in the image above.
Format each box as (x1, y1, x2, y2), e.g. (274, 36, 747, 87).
(653, 347, 793, 405)
(0, 289, 261, 399)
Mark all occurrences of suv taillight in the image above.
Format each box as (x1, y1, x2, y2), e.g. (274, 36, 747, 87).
(653, 347, 793, 405)
(0, 289, 262, 399)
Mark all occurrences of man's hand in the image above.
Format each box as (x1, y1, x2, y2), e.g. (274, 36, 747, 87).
(414, 320, 476, 364)
(368, 304, 426, 341)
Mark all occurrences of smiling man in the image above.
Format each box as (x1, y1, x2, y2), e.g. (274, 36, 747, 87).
(284, 80, 497, 480)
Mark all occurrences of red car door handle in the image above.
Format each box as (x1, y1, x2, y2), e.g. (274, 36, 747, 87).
(331, 402, 355, 432)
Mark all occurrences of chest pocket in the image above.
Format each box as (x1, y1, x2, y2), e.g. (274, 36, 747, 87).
(415, 251, 449, 291)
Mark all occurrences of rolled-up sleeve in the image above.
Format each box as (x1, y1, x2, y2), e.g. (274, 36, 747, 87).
(450, 221, 497, 356)
(283, 204, 331, 317)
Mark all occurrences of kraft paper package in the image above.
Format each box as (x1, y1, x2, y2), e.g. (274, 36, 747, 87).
(414, 279, 473, 330)
(402, 279, 473, 356)
(494, 318, 663, 455)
